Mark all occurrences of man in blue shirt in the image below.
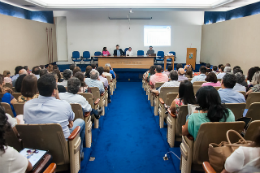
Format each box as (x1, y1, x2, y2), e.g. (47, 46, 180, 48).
(191, 66, 207, 84)
(218, 73, 245, 103)
(23, 74, 85, 159)
(85, 69, 105, 93)
(105, 63, 116, 79)
(113, 44, 124, 56)
(11, 66, 23, 87)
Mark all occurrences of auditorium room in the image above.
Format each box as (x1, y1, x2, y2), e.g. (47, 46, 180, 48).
(1, 0, 260, 172)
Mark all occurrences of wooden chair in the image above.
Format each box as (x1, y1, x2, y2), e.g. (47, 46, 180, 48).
(224, 103, 246, 120)
(192, 81, 206, 86)
(13, 103, 24, 115)
(180, 122, 245, 173)
(5, 128, 23, 152)
(4, 83, 12, 89)
(12, 93, 21, 100)
(106, 76, 114, 95)
(16, 124, 81, 173)
(246, 92, 260, 109)
(244, 120, 260, 141)
(12, 87, 16, 92)
(202, 162, 216, 173)
(245, 102, 260, 121)
(149, 82, 165, 106)
(213, 86, 221, 90)
(239, 91, 246, 98)
(193, 85, 201, 95)
(89, 87, 106, 116)
(187, 78, 192, 82)
(1, 102, 14, 117)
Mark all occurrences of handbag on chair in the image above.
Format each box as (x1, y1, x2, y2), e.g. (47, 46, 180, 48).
(208, 130, 252, 172)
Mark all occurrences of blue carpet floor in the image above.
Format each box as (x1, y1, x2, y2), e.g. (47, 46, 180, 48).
(82, 82, 179, 173)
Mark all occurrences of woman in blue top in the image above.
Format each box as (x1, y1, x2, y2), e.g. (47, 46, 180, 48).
(182, 86, 235, 140)
(0, 74, 17, 117)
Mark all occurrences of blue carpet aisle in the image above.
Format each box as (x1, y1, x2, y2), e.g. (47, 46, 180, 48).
(82, 82, 178, 173)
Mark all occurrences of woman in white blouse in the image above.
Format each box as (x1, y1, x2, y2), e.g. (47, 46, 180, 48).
(222, 129, 260, 173)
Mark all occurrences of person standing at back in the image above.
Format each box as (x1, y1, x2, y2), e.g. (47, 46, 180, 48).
(113, 44, 124, 56)
(149, 65, 168, 86)
(146, 46, 155, 55)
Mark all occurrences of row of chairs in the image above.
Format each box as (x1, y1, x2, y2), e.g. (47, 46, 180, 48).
(3, 78, 117, 173)
(71, 50, 176, 63)
(142, 78, 260, 172)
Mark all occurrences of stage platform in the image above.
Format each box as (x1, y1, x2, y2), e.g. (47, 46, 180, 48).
(57, 63, 203, 82)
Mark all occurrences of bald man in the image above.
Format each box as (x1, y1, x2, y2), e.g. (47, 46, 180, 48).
(178, 68, 188, 82)
(19, 69, 28, 75)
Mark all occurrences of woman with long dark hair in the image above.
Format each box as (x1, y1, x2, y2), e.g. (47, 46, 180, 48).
(144, 65, 156, 82)
(169, 80, 196, 114)
(182, 86, 235, 140)
(18, 75, 38, 103)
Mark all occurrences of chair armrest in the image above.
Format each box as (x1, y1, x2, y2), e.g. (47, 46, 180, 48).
(94, 98, 100, 105)
(68, 126, 80, 141)
(203, 162, 216, 173)
(159, 98, 165, 104)
(43, 163, 56, 173)
(167, 108, 176, 118)
(84, 112, 91, 117)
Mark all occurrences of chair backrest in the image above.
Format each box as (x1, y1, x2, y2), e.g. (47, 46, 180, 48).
(106, 76, 112, 83)
(70, 104, 84, 120)
(12, 87, 16, 92)
(165, 92, 178, 106)
(193, 122, 245, 165)
(157, 51, 164, 59)
(193, 81, 206, 86)
(79, 93, 94, 108)
(169, 51, 176, 56)
(239, 91, 246, 98)
(217, 79, 222, 82)
(244, 120, 260, 141)
(124, 48, 129, 54)
(187, 78, 192, 82)
(154, 82, 165, 89)
(137, 50, 144, 56)
(12, 93, 21, 100)
(4, 83, 12, 89)
(159, 87, 179, 101)
(16, 124, 70, 165)
(176, 105, 188, 136)
(83, 51, 90, 59)
(193, 85, 201, 95)
(13, 103, 24, 115)
(246, 102, 260, 121)
(246, 92, 260, 109)
(214, 86, 221, 91)
(5, 128, 23, 152)
(94, 51, 102, 56)
(1, 102, 14, 117)
(224, 103, 246, 120)
(89, 87, 101, 101)
(72, 51, 80, 58)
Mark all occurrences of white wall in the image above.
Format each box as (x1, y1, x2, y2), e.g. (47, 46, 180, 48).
(54, 10, 204, 64)
(55, 16, 68, 62)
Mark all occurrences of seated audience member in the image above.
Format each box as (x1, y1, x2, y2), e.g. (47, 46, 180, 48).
(113, 44, 124, 56)
(217, 66, 226, 79)
(105, 63, 116, 79)
(222, 128, 260, 173)
(91, 64, 96, 70)
(144, 66, 155, 82)
(53, 69, 63, 82)
(233, 68, 247, 87)
(246, 67, 259, 85)
(146, 46, 155, 55)
(247, 71, 260, 95)
(182, 86, 235, 140)
(73, 66, 81, 76)
(218, 64, 224, 72)
(15, 74, 27, 93)
(85, 69, 105, 94)
(103, 66, 113, 79)
(176, 63, 183, 71)
(23, 74, 86, 158)
(74, 72, 88, 93)
(233, 72, 246, 92)
(169, 80, 196, 114)
(102, 47, 111, 56)
(59, 77, 102, 118)
(149, 65, 169, 86)
(18, 75, 38, 103)
(3, 70, 12, 84)
(40, 69, 48, 77)
(39, 65, 45, 69)
(0, 106, 33, 172)
(97, 67, 111, 103)
(225, 63, 231, 67)
(69, 64, 76, 72)
(185, 67, 193, 78)
(206, 63, 212, 72)
(218, 73, 245, 103)
(152, 71, 180, 94)
(178, 68, 188, 82)
(12, 66, 23, 87)
(53, 64, 59, 70)
(32, 66, 40, 79)
(224, 66, 232, 74)
(233, 66, 241, 73)
(52, 72, 66, 93)
(163, 65, 173, 77)
(191, 66, 207, 84)
(126, 47, 134, 56)
(59, 69, 71, 87)
(24, 66, 30, 75)
(212, 66, 218, 74)
(0, 74, 17, 116)
(85, 66, 92, 78)
(47, 64, 53, 73)
(202, 72, 221, 87)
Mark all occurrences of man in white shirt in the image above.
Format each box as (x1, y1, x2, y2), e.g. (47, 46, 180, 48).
(126, 47, 134, 56)
(217, 66, 226, 79)
(97, 67, 111, 103)
(191, 66, 207, 84)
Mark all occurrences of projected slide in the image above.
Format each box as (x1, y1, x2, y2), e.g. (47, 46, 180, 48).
(144, 26, 171, 46)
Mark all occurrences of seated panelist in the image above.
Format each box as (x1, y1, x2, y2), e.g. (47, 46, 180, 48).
(146, 46, 155, 56)
(126, 47, 134, 56)
(113, 44, 124, 56)
(102, 47, 110, 56)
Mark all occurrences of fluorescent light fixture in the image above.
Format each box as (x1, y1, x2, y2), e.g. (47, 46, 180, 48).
(25, 0, 234, 8)
(109, 17, 152, 20)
